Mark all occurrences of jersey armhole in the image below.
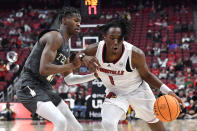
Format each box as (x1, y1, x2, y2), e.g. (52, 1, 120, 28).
(95, 41, 104, 58)
(126, 45, 134, 72)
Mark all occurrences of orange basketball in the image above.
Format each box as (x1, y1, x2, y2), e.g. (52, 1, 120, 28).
(153, 95, 180, 122)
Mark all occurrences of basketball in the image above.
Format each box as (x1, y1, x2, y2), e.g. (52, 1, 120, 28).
(154, 95, 180, 122)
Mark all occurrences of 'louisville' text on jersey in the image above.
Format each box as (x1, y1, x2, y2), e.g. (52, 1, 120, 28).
(98, 67, 124, 75)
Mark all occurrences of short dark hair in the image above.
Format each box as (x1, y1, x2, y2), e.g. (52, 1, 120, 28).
(97, 18, 130, 39)
(59, 7, 80, 24)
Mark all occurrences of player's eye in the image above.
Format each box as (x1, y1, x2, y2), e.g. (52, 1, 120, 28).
(118, 38, 123, 42)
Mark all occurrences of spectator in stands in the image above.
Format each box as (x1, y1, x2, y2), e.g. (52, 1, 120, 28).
(161, 19, 168, 28)
(185, 76, 195, 89)
(146, 29, 152, 39)
(146, 45, 152, 56)
(151, 66, 160, 77)
(152, 43, 161, 56)
(58, 82, 69, 99)
(65, 93, 75, 110)
(185, 99, 197, 119)
(185, 67, 193, 78)
(178, 89, 187, 102)
(99, 12, 105, 20)
(186, 89, 195, 102)
(177, 89, 187, 119)
(169, 41, 179, 50)
(175, 72, 185, 89)
(106, 13, 113, 20)
(162, 35, 168, 43)
(160, 44, 168, 53)
(183, 57, 192, 67)
(189, 34, 195, 42)
(16, 9, 23, 18)
(24, 24, 31, 32)
(194, 74, 197, 88)
(0, 102, 15, 121)
(180, 5, 188, 14)
(153, 31, 162, 43)
(73, 92, 87, 119)
(168, 51, 176, 60)
(148, 7, 156, 20)
(157, 56, 168, 68)
(79, 66, 88, 74)
(0, 60, 6, 81)
(182, 34, 190, 43)
(151, 58, 159, 68)
(158, 68, 167, 79)
(168, 66, 175, 79)
(167, 79, 178, 92)
(190, 53, 197, 65)
(113, 11, 119, 19)
(167, 57, 176, 69)
(174, 21, 182, 33)
(125, 11, 131, 21)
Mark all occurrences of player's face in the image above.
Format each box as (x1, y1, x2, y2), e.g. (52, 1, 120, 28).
(104, 27, 123, 55)
(63, 13, 81, 35)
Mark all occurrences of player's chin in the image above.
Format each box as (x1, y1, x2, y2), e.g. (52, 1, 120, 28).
(112, 50, 119, 54)
(73, 30, 80, 35)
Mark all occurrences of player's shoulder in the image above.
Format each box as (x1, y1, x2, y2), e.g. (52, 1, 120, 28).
(86, 42, 99, 49)
(84, 42, 99, 56)
(40, 30, 63, 45)
(123, 41, 133, 50)
(43, 31, 62, 41)
(132, 46, 145, 57)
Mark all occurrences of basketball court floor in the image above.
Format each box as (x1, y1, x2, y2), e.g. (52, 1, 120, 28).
(0, 119, 197, 131)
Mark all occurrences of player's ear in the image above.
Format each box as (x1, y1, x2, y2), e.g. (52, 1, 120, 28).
(62, 17, 68, 25)
(103, 35, 107, 41)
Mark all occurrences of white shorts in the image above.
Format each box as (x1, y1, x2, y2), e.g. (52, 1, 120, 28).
(102, 81, 159, 123)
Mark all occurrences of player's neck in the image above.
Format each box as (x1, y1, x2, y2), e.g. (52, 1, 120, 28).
(105, 47, 123, 63)
(60, 25, 71, 42)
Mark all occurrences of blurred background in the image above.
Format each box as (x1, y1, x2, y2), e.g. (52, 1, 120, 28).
(0, 0, 197, 122)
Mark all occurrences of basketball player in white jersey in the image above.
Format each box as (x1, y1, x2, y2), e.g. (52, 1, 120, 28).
(65, 18, 185, 131)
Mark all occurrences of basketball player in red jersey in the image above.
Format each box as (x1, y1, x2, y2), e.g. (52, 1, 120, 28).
(65, 19, 185, 131)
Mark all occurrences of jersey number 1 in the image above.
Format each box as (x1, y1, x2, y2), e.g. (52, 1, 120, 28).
(108, 76, 115, 85)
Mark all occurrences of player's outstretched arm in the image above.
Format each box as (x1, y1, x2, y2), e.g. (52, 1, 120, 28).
(64, 47, 98, 85)
(39, 31, 81, 76)
(132, 46, 185, 108)
(64, 72, 97, 85)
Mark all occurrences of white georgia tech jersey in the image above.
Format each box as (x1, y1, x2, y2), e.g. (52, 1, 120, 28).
(96, 40, 143, 95)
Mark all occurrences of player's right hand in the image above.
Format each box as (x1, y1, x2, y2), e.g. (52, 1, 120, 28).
(168, 92, 185, 111)
(71, 52, 82, 69)
(82, 56, 100, 72)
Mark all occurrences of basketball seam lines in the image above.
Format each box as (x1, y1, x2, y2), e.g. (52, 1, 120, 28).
(174, 98, 179, 119)
(164, 95, 172, 121)
(156, 98, 168, 121)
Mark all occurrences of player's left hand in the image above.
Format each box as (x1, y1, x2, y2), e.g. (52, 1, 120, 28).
(168, 92, 185, 110)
